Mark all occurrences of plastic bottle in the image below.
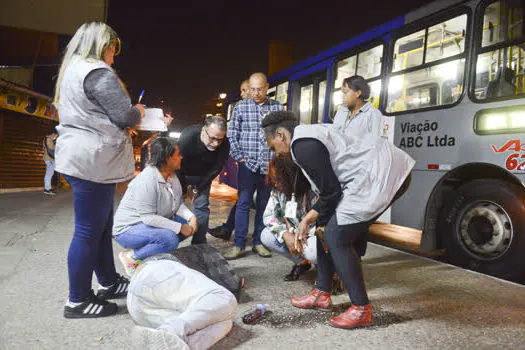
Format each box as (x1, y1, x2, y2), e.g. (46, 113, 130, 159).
(242, 304, 269, 324)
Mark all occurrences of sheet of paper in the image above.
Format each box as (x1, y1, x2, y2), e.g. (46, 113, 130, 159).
(137, 108, 167, 132)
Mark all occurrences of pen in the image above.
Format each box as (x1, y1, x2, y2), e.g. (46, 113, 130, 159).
(138, 90, 145, 104)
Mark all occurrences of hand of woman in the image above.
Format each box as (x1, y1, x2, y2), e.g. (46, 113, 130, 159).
(185, 185, 197, 202)
(134, 104, 145, 119)
(295, 219, 309, 252)
(188, 216, 198, 234)
(180, 224, 194, 237)
(283, 231, 297, 255)
(163, 113, 173, 127)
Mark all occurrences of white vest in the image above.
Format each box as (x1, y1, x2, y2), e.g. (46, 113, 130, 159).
(55, 55, 134, 183)
(291, 124, 415, 225)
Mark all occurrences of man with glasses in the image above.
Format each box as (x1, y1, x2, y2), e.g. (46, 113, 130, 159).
(208, 79, 252, 241)
(176, 116, 230, 244)
(224, 72, 284, 259)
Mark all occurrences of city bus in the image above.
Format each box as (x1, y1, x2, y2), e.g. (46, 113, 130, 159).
(265, 0, 525, 282)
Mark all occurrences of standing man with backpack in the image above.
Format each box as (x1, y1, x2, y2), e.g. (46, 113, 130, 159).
(43, 130, 58, 195)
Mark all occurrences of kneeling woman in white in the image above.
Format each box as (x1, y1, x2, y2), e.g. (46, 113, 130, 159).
(261, 156, 318, 281)
(113, 137, 198, 276)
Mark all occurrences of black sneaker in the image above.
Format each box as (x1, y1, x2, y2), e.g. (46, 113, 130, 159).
(64, 292, 118, 319)
(208, 226, 232, 241)
(284, 262, 312, 281)
(43, 190, 56, 196)
(96, 274, 130, 300)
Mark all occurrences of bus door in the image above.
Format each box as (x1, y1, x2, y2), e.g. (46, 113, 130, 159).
(291, 73, 327, 124)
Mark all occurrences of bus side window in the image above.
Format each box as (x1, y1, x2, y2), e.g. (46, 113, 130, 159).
(331, 45, 382, 115)
(276, 81, 288, 106)
(486, 67, 516, 98)
(387, 14, 467, 113)
(474, 1, 525, 101)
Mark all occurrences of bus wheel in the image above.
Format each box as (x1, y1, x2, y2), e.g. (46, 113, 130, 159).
(442, 179, 525, 282)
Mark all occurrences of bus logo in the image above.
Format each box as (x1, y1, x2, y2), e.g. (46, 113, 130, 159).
(491, 140, 525, 153)
(491, 140, 525, 171)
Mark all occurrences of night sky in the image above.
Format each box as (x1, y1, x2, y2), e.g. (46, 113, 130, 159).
(107, 0, 434, 131)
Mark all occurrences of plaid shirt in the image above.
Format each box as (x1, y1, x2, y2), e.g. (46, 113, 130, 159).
(228, 98, 284, 174)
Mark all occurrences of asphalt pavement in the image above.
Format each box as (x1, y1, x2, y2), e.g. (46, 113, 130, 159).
(1, 190, 524, 350)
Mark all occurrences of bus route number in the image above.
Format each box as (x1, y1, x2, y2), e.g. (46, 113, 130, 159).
(492, 140, 525, 171)
(505, 153, 525, 171)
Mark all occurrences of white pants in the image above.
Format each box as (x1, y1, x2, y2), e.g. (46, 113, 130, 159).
(261, 228, 317, 265)
(127, 259, 237, 350)
(44, 160, 55, 190)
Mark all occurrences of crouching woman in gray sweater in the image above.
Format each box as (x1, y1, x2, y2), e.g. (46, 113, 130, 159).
(113, 137, 198, 277)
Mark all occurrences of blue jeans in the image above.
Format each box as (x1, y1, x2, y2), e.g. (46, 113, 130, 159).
(260, 228, 317, 264)
(185, 176, 211, 245)
(63, 175, 118, 302)
(221, 203, 236, 232)
(234, 163, 270, 248)
(44, 160, 55, 190)
(260, 228, 303, 265)
(114, 223, 181, 260)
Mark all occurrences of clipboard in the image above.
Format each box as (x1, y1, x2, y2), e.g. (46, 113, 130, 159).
(137, 108, 167, 132)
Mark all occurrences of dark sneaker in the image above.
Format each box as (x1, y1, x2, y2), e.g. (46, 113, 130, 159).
(284, 262, 312, 281)
(43, 190, 56, 196)
(208, 226, 232, 241)
(96, 274, 130, 300)
(64, 292, 118, 319)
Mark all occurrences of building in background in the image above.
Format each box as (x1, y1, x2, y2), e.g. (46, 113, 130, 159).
(0, 0, 108, 192)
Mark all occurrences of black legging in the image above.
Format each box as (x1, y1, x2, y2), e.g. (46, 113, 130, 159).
(316, 214, 372, 306)
(315, 173, 412, 306)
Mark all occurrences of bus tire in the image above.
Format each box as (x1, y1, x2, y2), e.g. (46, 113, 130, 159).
(442, 179, 525, 282)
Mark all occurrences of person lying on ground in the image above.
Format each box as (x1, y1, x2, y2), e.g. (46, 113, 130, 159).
(128, 249, 238, 350)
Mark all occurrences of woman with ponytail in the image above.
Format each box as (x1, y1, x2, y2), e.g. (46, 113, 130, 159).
(54, 22, 145, 319)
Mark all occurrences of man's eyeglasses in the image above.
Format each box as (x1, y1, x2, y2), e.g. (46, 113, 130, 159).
(204, 128, 224, 144)
(250, 87, 266, 93)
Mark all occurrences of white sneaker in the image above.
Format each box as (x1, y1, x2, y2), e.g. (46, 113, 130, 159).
(131, 326, 189, 350)
(119, 250, 140, 277)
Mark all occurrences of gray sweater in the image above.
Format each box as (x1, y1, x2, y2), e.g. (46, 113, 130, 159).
(113, 166, 194, 235)
(84, 68, 141, 129)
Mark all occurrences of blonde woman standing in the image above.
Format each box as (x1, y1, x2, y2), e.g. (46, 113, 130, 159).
(54, 22, 145, 318)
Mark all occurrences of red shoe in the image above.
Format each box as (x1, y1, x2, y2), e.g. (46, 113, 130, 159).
(329, 304, 372, 329)
(291, 288, 332, 312)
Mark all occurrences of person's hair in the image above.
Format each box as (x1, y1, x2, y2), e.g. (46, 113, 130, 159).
(204, 115, 227, 132)
(240, 79, 249, 88)
(261, 110, 299, 139)
(53, 22, 119, 105)
(267, 155, 310, 200)
(149, 137, 178, 168)
(343, 75, 370, 101)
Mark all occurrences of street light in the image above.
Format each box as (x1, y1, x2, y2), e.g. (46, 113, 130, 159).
(219, 93, 227, 99)
(216, 102, 223, 107)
